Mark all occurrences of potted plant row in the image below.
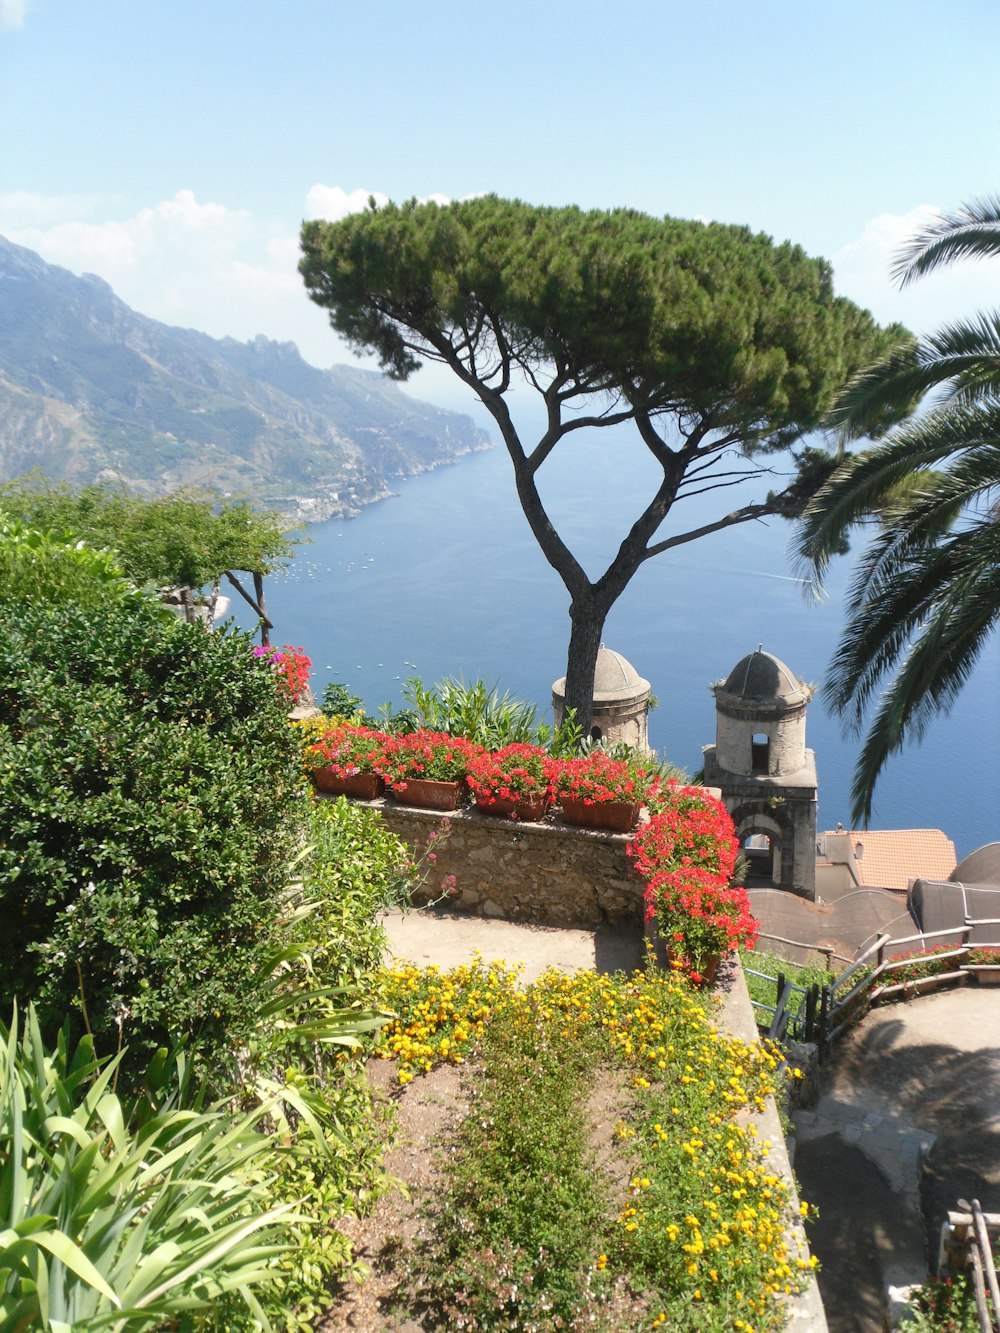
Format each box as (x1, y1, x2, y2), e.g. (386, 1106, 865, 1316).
(302, 723, 664, 830)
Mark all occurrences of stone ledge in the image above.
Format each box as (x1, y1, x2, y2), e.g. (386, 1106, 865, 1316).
(345, 796, 647, 929)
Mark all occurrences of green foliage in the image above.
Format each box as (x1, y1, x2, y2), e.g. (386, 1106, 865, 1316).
(0, 478, 298, 590)
(412, 1001, 610, 1328)
(321, 678, 368, 718)
(796, 195, 1000, 823)
(222, 798, 423, 1330)
(301, 196, 901, 439)
(0, 594, 306, 1069)
(0, 1006, 294, 1332)
(905, 1271, 982, 1331)
(301, 196, 903, 731)
(0, 515, 149, 610)
(740, 948, 832, 1036)
(377, 674, 586, 755)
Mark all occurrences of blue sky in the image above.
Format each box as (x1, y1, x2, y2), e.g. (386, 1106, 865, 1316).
(3, 0, 1000, 409)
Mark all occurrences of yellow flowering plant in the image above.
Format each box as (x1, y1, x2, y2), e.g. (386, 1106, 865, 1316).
(374, 957, 815, 1328)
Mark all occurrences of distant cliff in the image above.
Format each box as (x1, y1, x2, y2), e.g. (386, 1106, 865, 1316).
(0, 235, 491, 519)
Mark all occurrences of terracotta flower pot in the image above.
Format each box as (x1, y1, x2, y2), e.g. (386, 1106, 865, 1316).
(658, 941, 722, 988)
(560, 797, 641, 833)
(391, 778, 463, 811)
(475, 793, 550, 822)
(311, 769, 384, 800)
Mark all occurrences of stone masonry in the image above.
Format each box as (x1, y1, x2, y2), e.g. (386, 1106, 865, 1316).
(372, 800, 645, 929)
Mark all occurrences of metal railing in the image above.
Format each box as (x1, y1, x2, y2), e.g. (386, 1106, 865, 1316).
(747, 919, 1000, 1058)
(939, 1199, 1000, 1332)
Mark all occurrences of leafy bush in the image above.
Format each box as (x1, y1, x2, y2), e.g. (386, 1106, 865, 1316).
(0, 595, 306, 1067)
(0, 478, 297, 589)
(378, 675, 586, 754)
(0, 516, 145, 609)
(233, 798, 426, 1329)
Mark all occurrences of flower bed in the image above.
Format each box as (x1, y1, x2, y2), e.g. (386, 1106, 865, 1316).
(374, 958, 815, 1329)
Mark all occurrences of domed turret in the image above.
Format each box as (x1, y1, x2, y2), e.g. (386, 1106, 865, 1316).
(713, 647, 811, 778)
(703, 647, 818, 900)
(552, 646, 651, 749)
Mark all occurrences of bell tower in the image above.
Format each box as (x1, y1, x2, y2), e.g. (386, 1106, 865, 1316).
(702, 647, 817, 900)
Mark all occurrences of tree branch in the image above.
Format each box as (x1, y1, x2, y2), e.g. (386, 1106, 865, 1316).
(643, 502, 777, 559)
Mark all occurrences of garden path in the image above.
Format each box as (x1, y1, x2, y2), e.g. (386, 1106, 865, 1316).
(793, 986, 1000, 1332)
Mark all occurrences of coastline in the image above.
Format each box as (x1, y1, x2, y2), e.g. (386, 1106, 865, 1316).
(265, 441, 494, 524)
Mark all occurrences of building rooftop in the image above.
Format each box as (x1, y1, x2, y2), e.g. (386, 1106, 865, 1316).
(951, 841, 1000, 888)
(821, 828, 957, 892)
(552, 646, 650, 703)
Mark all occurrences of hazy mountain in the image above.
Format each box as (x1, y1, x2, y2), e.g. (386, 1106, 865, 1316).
(0, 235, 491, 519)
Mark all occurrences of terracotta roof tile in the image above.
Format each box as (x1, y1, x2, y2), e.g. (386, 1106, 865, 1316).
(821, 828, 957, 891)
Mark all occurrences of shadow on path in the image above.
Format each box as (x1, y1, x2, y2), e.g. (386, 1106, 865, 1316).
(796, 1135, 919, 1333)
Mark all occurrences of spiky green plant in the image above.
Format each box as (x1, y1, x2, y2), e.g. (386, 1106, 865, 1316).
(0, 1005, 295, 1332)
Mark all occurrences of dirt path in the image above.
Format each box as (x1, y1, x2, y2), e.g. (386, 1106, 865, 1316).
(319, 1061, 470, 1332)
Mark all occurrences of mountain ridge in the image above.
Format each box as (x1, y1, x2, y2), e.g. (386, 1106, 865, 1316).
(0, 234, 491, 520)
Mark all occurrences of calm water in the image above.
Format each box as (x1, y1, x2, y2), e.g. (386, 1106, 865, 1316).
(239, 437, 999, 860)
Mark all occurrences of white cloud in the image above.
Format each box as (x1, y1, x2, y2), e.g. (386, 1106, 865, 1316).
(0, 187, 385, 371)
(303, 185, 459, 222)
(833, 205, 1000, 335)
(304, 185, 390, 222)
(0, 0, 32, 30)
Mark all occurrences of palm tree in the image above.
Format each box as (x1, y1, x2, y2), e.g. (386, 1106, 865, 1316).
(796, 197, 1000, 825)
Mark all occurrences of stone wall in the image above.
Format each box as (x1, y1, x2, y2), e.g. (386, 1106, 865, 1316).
(372, 800, 645, 929)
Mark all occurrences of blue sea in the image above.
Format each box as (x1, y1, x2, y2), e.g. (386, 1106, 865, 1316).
(236, 431, 999, 861)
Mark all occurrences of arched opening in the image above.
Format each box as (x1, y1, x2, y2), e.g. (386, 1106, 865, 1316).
(751, 732, 770, 775)
(743, 831, 775, 883)
(590, 725, 603, 742)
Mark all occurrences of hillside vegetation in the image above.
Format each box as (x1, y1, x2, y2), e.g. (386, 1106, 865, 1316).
(0, 234, 490, 516)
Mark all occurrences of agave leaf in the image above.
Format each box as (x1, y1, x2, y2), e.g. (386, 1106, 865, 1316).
(93, 1093, 127, 1153)
(20, 1228, 122, 1307)
(129, 1203, 296, 1310)
(42, 1114, 96, 1150)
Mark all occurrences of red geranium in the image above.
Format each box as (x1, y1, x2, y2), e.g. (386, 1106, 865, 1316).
(644, 866, 759, 975)
(466, 744, 559, 809)
(555, 751, 653, 806)
(626, 784, 756, 981)
(307, 722, 388, 778)
(628, 785, 737, 881)
(376, 730, 482, 791)
(253, 643, 312, 705)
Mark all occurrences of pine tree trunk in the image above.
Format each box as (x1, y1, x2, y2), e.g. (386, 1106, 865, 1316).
(561, 596, 610, 739)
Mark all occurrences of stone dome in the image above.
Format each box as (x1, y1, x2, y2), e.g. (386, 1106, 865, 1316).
(951, 842, 1000, 888)
(716, 648, 810, 709)
(552, 646, 650, 703)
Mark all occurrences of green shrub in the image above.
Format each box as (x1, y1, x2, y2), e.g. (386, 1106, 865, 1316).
(0, 515, 145, 609)
(0, 479, 297, 590)
(229, 798, 421, 1330)
(0, 595, 306, 1068)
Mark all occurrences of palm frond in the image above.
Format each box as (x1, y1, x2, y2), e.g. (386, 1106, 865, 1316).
(796, 398, 1000, 586)
(848, 527, 1000, 824)
(826, 314, 1000, 440)
(892, 196, 1000, 286)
